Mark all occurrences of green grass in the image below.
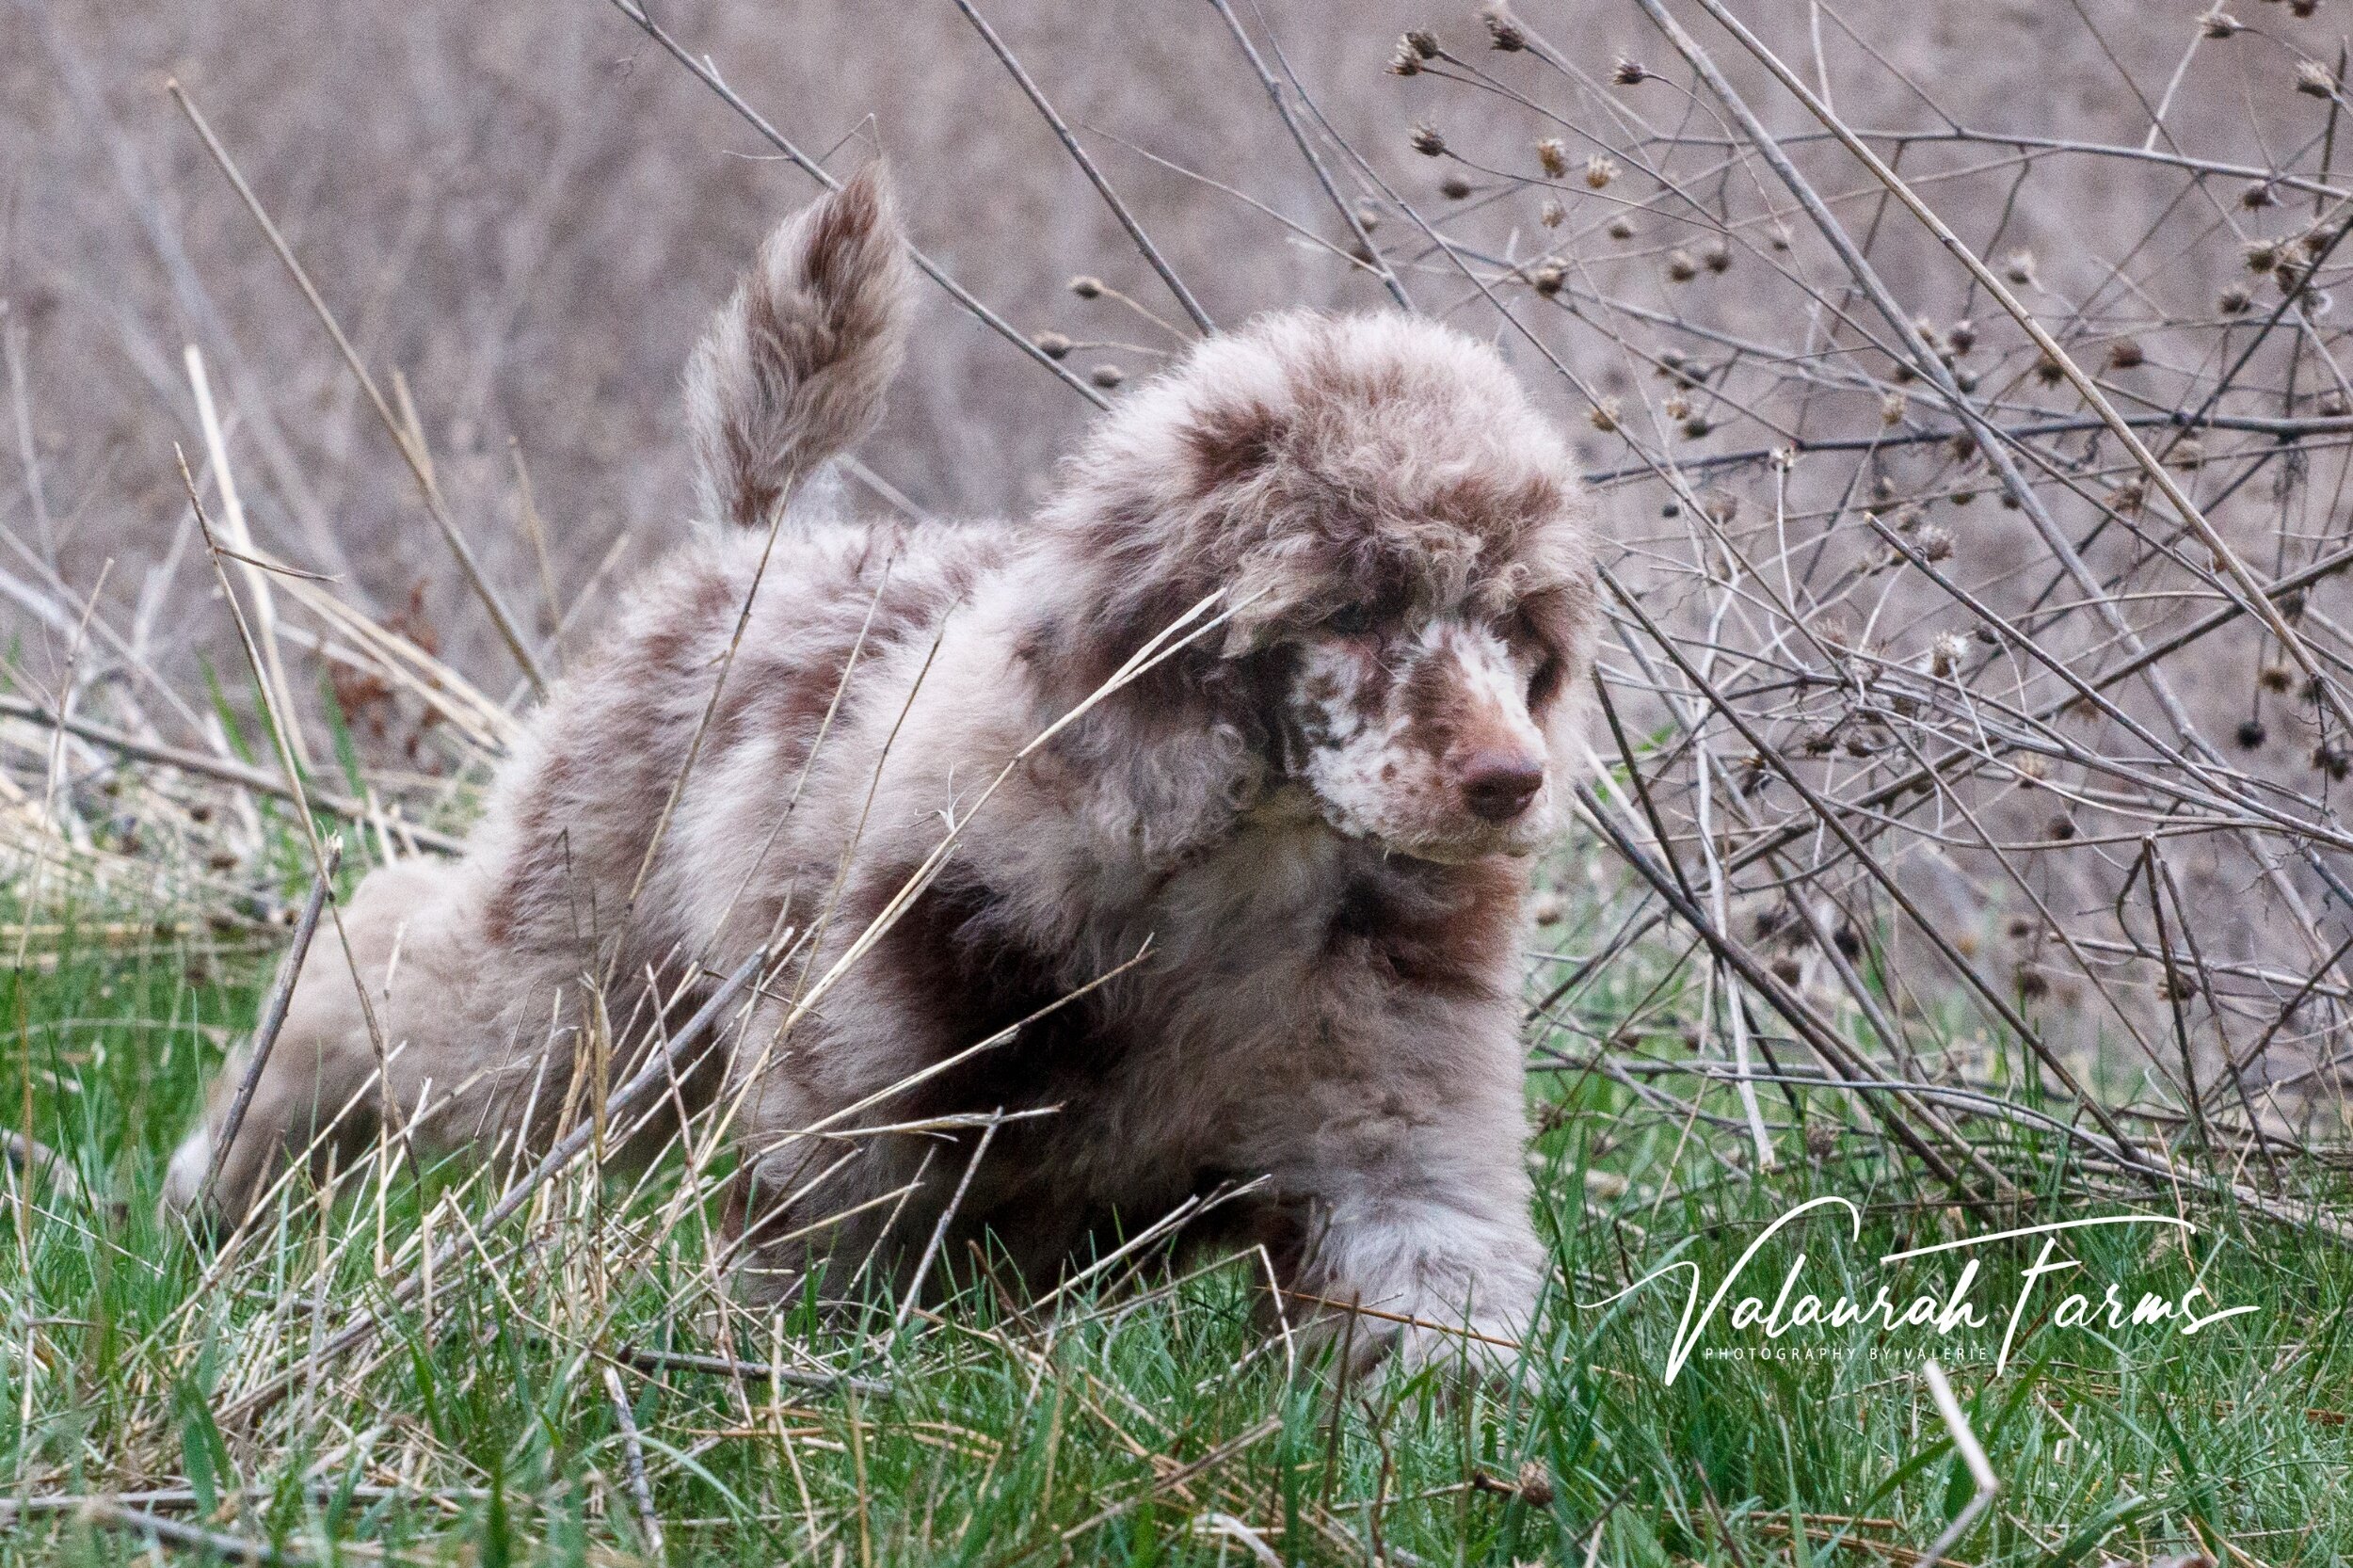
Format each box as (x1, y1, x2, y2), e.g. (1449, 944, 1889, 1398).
(4, 888, 2351, 1567)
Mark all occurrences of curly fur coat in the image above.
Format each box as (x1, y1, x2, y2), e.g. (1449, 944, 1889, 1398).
(168, 166, 1604, 1378)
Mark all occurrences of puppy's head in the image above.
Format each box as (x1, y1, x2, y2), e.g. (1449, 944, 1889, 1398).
(1032, 312, 1600, 864)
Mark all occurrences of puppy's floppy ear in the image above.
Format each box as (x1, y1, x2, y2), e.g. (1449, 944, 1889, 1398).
(685, 163, 915, 528)
(1019, 597, 1272, 871)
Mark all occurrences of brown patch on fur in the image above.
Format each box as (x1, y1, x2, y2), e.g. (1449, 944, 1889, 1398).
(1512, 585, 1583, 718)
(1431, 472, 1564, 539)
(866, 871, 1123, 1118)
(1328, 858, 1525, 1000)
(1183, 399, 1285, 491)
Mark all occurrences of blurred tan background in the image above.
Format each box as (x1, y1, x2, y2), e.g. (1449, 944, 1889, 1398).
(17, 0, 2353, 1064)
(4, 0, 2300, 686)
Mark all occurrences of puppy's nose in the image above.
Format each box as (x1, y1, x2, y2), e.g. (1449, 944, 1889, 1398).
(1460, 751, 1545, 821)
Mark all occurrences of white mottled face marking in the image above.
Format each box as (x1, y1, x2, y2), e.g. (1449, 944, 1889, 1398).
(1285, 613, 1556, 862)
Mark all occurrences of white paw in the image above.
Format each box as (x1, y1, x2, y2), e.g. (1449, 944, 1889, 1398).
(160, 1124, 213, 1216)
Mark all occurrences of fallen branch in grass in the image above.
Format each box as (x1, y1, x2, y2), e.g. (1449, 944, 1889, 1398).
(75, 1498, 307, 1566)
(0, 693, 464, 855)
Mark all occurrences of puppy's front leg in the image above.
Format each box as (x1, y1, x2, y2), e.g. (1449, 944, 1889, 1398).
(1279, 1092, 1546, 1384)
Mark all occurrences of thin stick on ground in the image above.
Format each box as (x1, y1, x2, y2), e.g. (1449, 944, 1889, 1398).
(193, 836, 342, 1215)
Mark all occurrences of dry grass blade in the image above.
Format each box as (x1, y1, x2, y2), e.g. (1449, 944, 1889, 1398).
(165, 79, 548, 696)
(194, 835, 341, 1212)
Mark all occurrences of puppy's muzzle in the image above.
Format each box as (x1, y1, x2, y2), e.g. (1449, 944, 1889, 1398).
(1458, 748, 1546, 822)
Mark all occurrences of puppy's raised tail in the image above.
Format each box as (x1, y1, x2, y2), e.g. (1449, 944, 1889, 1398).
(686, 164, 915, 528)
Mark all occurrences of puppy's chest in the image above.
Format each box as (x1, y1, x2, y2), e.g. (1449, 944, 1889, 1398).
(900, 849, 1513, 1101)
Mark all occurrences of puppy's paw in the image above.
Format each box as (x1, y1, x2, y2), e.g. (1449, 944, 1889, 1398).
(159, 1122, 214, 1220)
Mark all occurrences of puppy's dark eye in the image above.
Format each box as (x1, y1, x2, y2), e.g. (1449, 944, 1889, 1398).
(1327, 604, 1374, 635)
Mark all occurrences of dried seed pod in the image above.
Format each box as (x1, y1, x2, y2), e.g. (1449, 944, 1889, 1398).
(2243, 180, 2280, 209)
(1665, 248, 1700, 282)
(1410, 121, 1447, 156)
(1914, 523, 1956, 563)
(1587, 398, 1619, 432)
(1881, 391, 1909, 425)
(2046, 812, 2078, 840)
(2260, 664, 2296, 692)
(1529, 258, 1566, 296)
(1515, 1462, 1555, 1508)
(1682, 413, 1713, 438)
(1946, 319, 1977, 355)
(1607, 216, 1636, 240)
(2107, 338, 2146, 370)
(1535, 136, 1569, 177)
(1772, 954, 1804, 985)
(2157, 968, 2199, 1002)
(1482, 4, 1528, 50)
(1089, 362, 1125, 389)
(1662, 391, 1691, 421)
(2220, 283, 2253, 314)
(1539, 198, 1566, 228)
(1585, 154, 1620, 189)
(2237, 717, 2268, 748)
(2316, 741, 2351, 779)
(1439, 173, 1473, 200)
(2201, 9, 2243, 37)
(1612, 57, 1652, 85)
(1068, 275, 1105, 299)
(1404, 27, 1440, 57)
(2247, 237, 2282, 272)
(1703, 241, 1733, 273)
(1033, 329, 1073, 360)
(1929, 631, 1969, 678)
(1387, 38, 1423, 74)
(2003, 248, 2038, 285)
(2299, 58, 2338, 96)
(2034, 355, 2067, 386)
